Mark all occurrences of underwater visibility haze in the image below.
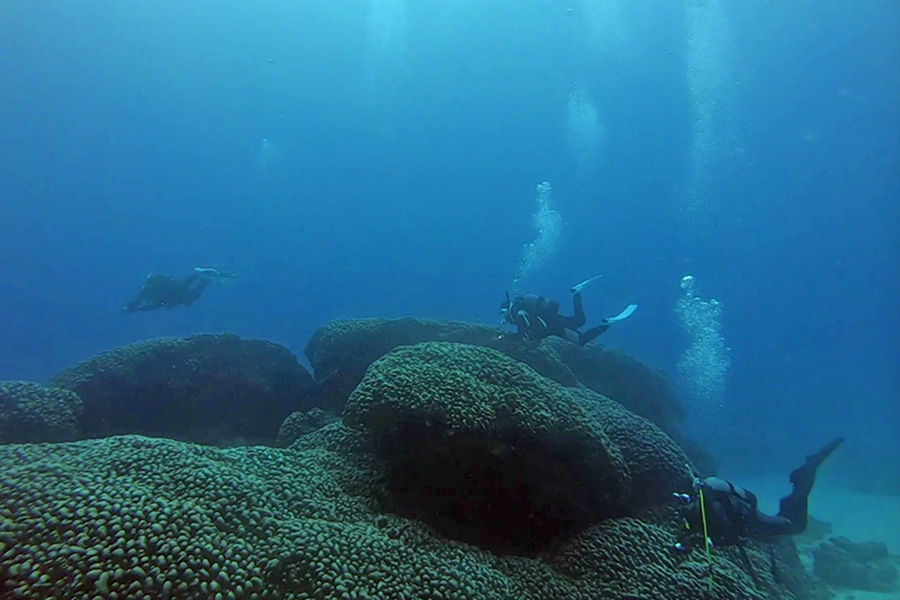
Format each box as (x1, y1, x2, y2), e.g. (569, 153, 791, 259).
(0, 1, 898, 599)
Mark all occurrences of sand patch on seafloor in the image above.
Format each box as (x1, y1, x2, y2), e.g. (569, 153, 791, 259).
(738, 472, 900, 600)
(829, 587, 900, 600)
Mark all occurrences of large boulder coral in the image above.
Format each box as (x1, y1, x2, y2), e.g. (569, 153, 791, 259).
(306, 319, 509, 412)
(545, 338, 685, 434)
(307, 319, 705, 470)
(344, 341, 692, 554)
(568, 387, 694, 507)
(49, 333, 316, 446)
(304, 317, 688, 427)
(305, 318, 580, 412)
(0, 381, 83, 444)
(0, 425, 825, 600)
(542, 340, 714, 475)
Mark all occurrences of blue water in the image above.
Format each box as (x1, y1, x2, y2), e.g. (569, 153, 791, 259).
(1, 1, 897, 479)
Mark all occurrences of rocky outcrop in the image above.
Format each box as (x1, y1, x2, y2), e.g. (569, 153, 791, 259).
(345, 341, 690, 554)
(814, 536, 898, 592)
(49, 334, 316, 446)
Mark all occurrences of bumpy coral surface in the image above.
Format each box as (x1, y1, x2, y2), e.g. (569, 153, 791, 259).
(568, 388, 693, 508)
(546, 339, 685, 434)
(305, 318, 578, 412)
(344, 342, 691, 553)
(276, 408, 338, 447)
(0, 381, 83, 444)
(49, 334, 316, 446)
(0, 334, 823, 599)
(306, 318, 688, 444)
(0, 424, 823, 600)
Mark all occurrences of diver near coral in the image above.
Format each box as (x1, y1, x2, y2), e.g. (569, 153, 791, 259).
(672, 437, 844, 554)
(123, 267, 236, 312)
(499, 275, 637, 345)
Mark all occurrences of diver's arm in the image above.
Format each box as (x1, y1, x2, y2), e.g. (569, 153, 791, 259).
(514, 310, 538, 340)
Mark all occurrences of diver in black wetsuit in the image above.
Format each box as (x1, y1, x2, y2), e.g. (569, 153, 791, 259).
(499, 276, 637, 345)
(673, 438, 844, 552)
(124, 268, 236, 312)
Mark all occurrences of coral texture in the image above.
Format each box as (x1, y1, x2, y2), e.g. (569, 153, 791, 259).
(305, 316, 687, 427)
(305, 317, 580, 413)
(545, 338, 685, 434)
(49, 334, 316, 446)
(345, 342, 690, 553)
(0, 381, 83, 444)
(0, 333, 822, 599)
(276, 408, 338, 447)
(0, 425, 823, 600)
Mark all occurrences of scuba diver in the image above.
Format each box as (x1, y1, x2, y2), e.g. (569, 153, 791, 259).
(499, 275, 638, 345)
(673, 437, 844, 553)
(124, 267, 236, 312)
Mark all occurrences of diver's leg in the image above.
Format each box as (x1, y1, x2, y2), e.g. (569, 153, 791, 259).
(578, 322, 610, 345)
(753, 511, 796, 537)
(559, 328, 580, 344)
(776, 438, 843, 533)
(775, 494, 808, 534)
(559, 292, 587, 330)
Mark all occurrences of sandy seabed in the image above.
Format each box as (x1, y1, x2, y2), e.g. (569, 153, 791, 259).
(739, 472, 900, 600)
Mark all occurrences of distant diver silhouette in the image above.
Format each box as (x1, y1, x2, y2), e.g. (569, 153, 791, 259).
(499, 275, 637, 344)
(124, 267, 236, 312)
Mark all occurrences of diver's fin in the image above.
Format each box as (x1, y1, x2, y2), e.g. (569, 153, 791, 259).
(571, 274, 603, 294)
(807, 437, 844, 468)
(194, 267, 238, 279)
(606, 304, 638, 323)
(789, 437, 844, 491)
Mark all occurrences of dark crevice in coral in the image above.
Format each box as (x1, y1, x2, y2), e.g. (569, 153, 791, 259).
(370, 415, 626, 557)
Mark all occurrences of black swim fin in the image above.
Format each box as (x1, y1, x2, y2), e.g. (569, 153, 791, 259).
(789, 437, 844, 495)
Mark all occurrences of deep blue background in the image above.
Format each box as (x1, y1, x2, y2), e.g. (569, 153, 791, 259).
(1, 1, 897, 475)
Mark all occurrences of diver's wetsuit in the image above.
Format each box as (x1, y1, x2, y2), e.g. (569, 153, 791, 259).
(676, 438, 843, 550)
(124, 273, 212, 312)
(507, 292, 609, 345)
